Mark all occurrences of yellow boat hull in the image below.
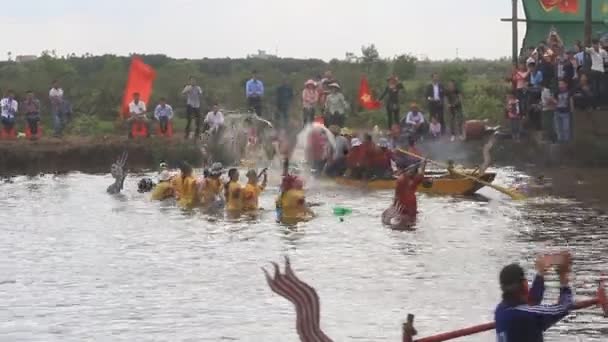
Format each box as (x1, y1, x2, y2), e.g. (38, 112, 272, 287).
(333, 172, 496, 196)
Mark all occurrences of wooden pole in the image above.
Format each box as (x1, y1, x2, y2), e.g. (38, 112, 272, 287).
(584, 0, 593, 46)
(512, 0, 519, 65)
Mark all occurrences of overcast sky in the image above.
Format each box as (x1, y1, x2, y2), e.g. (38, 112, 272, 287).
(1, 0, 527, 61)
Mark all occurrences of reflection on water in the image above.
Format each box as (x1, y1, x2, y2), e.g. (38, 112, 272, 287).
(0, 171, 607, 341)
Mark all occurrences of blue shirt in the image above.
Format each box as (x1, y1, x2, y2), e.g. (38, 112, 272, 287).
(246, 79, 264, 98)
(154, 104, 174, 119)
(495, 275, 573, 342)
(530, 71, 543, 87)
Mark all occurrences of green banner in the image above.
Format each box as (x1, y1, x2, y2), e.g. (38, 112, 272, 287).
(522, 0, 608, 50)
(524, 0, 608, 22)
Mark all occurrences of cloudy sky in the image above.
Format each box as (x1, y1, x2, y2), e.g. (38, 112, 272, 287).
(1, 0, 527, 61)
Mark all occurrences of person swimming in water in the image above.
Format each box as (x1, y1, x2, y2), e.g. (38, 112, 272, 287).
(107, 151, 128, 194)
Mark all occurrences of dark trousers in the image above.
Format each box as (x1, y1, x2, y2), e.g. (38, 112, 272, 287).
(516, 88, 528, 115)
(589, 70, 604, 107)
(303, 107, 315, 125)
(324, 112, 345, 127)
(158, 116, 169, 133)
(26, 113, 40, 135)
(386, 103, 400, 129)
(276, 105, 289, 128)
(185, 105, 201, 138)
(248, 96, 262, 116)
(1, 116, 15, 131)
(429, 101, 444, 134)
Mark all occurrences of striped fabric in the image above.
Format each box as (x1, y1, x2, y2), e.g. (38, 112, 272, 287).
(263, 256, 333, 342)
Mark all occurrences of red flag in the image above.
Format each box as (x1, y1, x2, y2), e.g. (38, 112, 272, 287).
(358, 76, 381, 110)
(121, 56, 156, 118)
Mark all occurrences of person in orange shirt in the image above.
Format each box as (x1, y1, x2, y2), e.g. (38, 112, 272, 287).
(382, 159, 427, 229)
(242, 168, 268, 212)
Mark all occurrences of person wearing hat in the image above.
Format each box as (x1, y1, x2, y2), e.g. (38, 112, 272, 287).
(302, 79, 319, 125)
(401, 102, 427, 139)
(199, 162, 225, 207)
(495, 252, 573, 342)
(324, 82, 348, 128)
(242, 168, 268, 211)
(151, 170, 175, 200)
(346, 134, 376, 179)
(379, 75, 404, 130)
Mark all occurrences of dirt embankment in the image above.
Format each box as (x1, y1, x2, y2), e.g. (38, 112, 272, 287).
(0, 136, 204, 176)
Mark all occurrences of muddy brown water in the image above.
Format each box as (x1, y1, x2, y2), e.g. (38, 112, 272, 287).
(1, 168, 607, 341)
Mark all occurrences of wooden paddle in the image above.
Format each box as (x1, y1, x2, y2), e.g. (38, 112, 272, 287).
(396, 148, 526, 200)
(403, 279, 607, 342)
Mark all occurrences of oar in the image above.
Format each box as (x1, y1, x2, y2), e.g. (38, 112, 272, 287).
(396, 148, 526, 200)
(403, 280, 607, 342)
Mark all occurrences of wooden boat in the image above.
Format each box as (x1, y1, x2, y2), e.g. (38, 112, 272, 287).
(333, 171, 496, 196)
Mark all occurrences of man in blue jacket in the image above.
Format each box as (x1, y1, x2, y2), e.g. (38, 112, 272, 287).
(495, 252, 573, 342)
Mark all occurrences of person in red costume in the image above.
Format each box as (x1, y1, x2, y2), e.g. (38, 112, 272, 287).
(382, 159, 427, 229)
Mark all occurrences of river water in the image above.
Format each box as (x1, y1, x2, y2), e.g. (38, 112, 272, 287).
(1, 169, 607, 342)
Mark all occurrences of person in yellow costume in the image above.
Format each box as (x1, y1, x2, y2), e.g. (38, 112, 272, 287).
(199, 162, 225, 208)
(275, 160, 314, 224)
(242, 168, 268, 212)
(151, 170, 175, 200)
(224, 168, 243, 213)
(172, 162, 198, 208)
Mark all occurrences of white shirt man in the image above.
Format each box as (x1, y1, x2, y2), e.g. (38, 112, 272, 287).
(586, 46, 608, 73)
(49, 86, 64, 112)
(204, 108, 224, 131)
(0, 96, 18, 119)
(129, 99, 147, 120)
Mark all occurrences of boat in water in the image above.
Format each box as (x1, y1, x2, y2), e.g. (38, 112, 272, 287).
(333, 170, 496, 196)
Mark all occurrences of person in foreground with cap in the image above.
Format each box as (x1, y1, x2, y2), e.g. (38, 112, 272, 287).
(242, 168, 268, 212)
(324, 82, 348, 127)
(495, 252, 573, 342)
(199, 162, 225, 208)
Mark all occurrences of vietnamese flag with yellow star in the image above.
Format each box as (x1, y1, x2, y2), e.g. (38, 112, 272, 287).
(358, 76, 382, 110)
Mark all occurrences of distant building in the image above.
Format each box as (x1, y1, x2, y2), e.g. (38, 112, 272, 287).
(247, 50, 277, 60)
(16, 55, 37, 63)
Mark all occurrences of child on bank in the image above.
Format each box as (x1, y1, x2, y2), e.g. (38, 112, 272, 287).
(429, 117, 441, 140)
(506, 93, 522, 142)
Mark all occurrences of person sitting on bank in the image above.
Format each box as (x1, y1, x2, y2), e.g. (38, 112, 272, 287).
(0, 90, 18, 134)
(203, 103, 225, 136)
(324, 83, 348, 128)
(154, 97, 174, 134)
(22, 90, 41, 138)
(242, 168, 268, 212)
(128, 92, 150, 138)
(401, 102, 426, 139)
(495, 252, 573, 342)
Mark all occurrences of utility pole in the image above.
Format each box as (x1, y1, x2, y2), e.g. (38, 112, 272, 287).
(584, 0, 593, 46)
(512, 0, 519, 65)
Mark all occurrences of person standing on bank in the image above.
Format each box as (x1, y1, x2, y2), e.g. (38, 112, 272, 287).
(425, 73, 445, 134)
(378, 75, 404, 130)
(276, 77, 293, 129)
(302, 79, 318, 125)
(324, 83, 348, 127)
(246, 70, 264, 117)
(23, 90, 41, 138)
(182, 76, 203, 139)
(49, 80, 65, 137)
(445, 80, 464, 142)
